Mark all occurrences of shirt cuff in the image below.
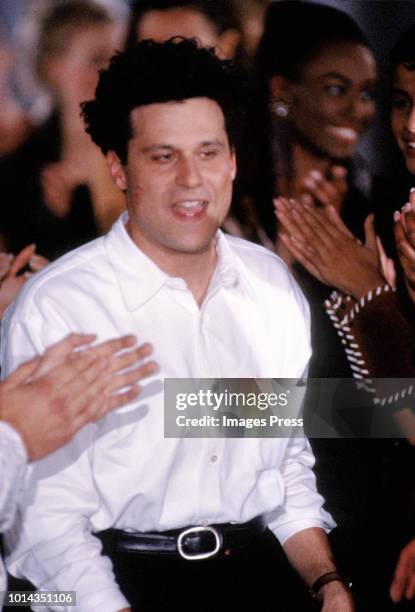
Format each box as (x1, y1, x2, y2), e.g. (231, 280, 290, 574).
(0, 420, 28, 532)
(272, 518, 335, 546)
(81, 586, 130, 612)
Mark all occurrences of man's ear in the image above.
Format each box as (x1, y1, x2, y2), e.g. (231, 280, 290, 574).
(106, 151, 127, 191)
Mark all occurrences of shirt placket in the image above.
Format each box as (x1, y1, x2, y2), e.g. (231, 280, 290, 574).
(191, 293, 225, 525)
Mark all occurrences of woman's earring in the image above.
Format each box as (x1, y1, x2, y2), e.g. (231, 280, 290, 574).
(271, 99, 289, 118)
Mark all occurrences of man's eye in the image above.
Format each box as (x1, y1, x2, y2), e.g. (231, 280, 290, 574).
(326, 84, 345, 97)
(152, 154, 173, 162)
(200, 149, 218, 159)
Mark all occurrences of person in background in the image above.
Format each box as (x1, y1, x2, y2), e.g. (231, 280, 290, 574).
(0, 0, 127, 260)
(125, 0, 241, 61)
(232, 0, 270, 70)
(375, 23, 415, 602)
(275, 19, 415, 610)
(245, 3, 415, 611)
(253, 1, 377, 262)
(0, 19, 32, 161)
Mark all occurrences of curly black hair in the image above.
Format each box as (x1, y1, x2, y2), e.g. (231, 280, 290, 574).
(82, 38, 243, 164)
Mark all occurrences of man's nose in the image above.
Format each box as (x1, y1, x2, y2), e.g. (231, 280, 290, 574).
(175, 157, 203, 188)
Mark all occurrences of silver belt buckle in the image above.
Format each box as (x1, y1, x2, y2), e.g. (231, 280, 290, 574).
(177, 526, 222, 560)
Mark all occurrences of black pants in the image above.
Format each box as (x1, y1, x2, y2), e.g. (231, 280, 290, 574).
(98, 528, 315, 612)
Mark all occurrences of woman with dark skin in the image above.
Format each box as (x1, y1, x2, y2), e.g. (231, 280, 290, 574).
(275, 20, 415, 610)
(244, 3, 384, 375)
(248, 4, 415, 611)
(252, 1, 378, 254)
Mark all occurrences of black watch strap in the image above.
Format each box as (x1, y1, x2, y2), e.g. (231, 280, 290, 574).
(309, 571, 352, 600)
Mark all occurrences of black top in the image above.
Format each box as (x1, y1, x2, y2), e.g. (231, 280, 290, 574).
(0, 112, 100, 260)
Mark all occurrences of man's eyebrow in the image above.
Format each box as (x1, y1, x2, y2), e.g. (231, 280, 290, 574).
(141, 140, 226, 154)
(200, 140, 226, 148)
(142, 144, 174, 153)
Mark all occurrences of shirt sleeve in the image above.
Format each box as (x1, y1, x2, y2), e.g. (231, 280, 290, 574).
(266, 275, 335, 544)
(0, 421, 27, 532)
(266, 435, 336, 545)
(1, 307, 130, 612)
(325, 285, 415, 406)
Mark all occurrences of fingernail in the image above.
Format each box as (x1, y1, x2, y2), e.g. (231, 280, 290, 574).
(401, 202, 411, 213)
(394, 211, 400, 222)
(291, 236, 303, 246)
(309, 170, 322, 180)
(410, 187, 415, 193)
(302, 178, 314, 189)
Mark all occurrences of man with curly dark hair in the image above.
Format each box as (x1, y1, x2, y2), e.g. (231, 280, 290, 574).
(2, 39, 352, 611)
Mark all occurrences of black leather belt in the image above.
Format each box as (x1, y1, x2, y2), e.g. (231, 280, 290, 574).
(108, 516, 266, 561)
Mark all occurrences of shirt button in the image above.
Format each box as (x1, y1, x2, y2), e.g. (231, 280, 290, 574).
(210, 455, 218, 463)
(166, 278, 187, 290)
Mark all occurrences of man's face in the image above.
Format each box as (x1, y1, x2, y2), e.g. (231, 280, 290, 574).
(109, 97, 236, 260)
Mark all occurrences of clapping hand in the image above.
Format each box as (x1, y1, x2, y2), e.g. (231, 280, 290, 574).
(300, 165, 348, 210)
(394, 188, 415, 305)
(41, 161, 80, 218)
(0, 333, 158, 460)
(274, 197, 386, 299)
(390, 538, 415, 604)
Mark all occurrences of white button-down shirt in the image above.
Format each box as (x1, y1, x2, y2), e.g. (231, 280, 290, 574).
(0, 422, 27, 610)
(1, 214, 334, 612)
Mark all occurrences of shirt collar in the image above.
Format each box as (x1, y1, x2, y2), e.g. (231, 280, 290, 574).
(104, 213, 253, 311)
